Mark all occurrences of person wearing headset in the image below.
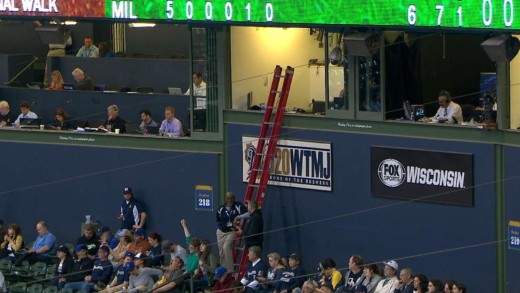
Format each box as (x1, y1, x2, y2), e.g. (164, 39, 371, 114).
(431, 90, 463, 124)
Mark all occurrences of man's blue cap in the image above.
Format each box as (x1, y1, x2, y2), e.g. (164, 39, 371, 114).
(133, 228, 145, 236)
(75, 244, 88, 252)
(124, 261, 136, 271)
(123, 187, 133, 194)
(214, 267, 227, 278)
(355, 285, 368, 293)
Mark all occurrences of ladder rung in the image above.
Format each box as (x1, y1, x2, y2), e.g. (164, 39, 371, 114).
(249, 184, 259, 188)
(252, 169, 263, 172)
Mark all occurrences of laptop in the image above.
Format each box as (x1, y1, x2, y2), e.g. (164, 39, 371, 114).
(19, 118, 42, 128)
(26, 84, 41, 89)
(168, 87, 183, 95)
(134, 125, 160, 135)
(63, 83, 74, 90)
(146, 126, 160, 135)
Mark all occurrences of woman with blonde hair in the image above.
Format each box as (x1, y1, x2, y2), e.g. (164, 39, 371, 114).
(258, 252, 286, 293)
(49, 70, 64, 90)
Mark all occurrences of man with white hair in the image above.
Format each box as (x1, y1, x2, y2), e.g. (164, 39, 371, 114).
(373, 260, 399, 293)
(0, 101, 17, 127)
(72, 68, 94, 91)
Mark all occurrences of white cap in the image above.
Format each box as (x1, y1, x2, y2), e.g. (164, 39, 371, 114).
(383, 260, 398, 270)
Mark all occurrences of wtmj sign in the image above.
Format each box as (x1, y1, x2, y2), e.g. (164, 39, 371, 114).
(242, 136, 332, 191)
(371, 146, 473, 206)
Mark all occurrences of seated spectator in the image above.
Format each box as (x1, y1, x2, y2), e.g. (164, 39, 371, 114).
(413, 274, 428, 293)
(76, 224, 100, 259)
(152, 256, 185, 293)
(52, 108, 72, 130)
(76, 36, 99, 57)
(394, 268, 413, 293)
(301, 280, 317, 293)
(163, 240, 188, 265)
(109, 232, 132, 268)
(127, 228, 151, 256)
(443, 280, 456, 293)
(99, 104, 126, 133)
(373, 260, 399, 293)
(258, 252, 285, 293)
(0, 100, 17, 127)
(0, 223, 23, 262)
(99, 42, 116, 58)
(0, 271, 4, 293)
(0, 221, 4, 245)
(427, 279, 443, 293)
(98, 225, 119, 249)
(278, 253, 306, 293)
(193, 239, 218, 288)
(125, 261, 156, 293)
(340, 255, 364, 293)
(53, 245, 74, 289)
(15, 220, 56, 265)
(361, 263, 382, 293)
(64, 245, 113, 293)
(240, 246, 269, 293)
(318, 258, 342, 291)
(66, 244, 94, 284)
(139, 109, 158, 134)
(134, 252, 148, 269)
(49, 70, 65, 90)
(159, 106, 183, 138)
(72, 68, 94, 91)
(451, 283, 465, 293)
(13, 101, 38, 127)
(101, 252, 133, 293)
(146, 232, 164, 267)
(212, 267, 236, 293)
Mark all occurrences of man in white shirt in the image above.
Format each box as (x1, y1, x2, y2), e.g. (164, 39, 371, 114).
(13, 101, 38, 127)
(432, 90, 463, 124)
(374, 260, 399, 293)
(185, 72, 207, 96)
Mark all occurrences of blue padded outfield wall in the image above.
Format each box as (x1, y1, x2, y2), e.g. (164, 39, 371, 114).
(226, 123, 497, 292)
(0, 141, 219, 245)
(504, 146, 520, 292)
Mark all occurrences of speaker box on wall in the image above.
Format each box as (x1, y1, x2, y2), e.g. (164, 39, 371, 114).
(35, 26, 70, 44)
(481, 35, 520, 62)
(343, 33, 381, 56)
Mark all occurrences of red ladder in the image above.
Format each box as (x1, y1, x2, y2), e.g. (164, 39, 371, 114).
(234, 65, 295, 280)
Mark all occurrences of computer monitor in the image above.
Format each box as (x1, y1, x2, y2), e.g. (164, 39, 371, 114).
(168, 87, 183, 95)
(403, 101, 424, 121)
(311, 101, 325, 114)
(412, 105, 425, 121)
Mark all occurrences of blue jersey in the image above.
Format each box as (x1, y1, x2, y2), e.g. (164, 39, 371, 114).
(121, 199, 144, 230)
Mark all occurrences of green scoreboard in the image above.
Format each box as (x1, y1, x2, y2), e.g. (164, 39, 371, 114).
(0, 0, 519, 30)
